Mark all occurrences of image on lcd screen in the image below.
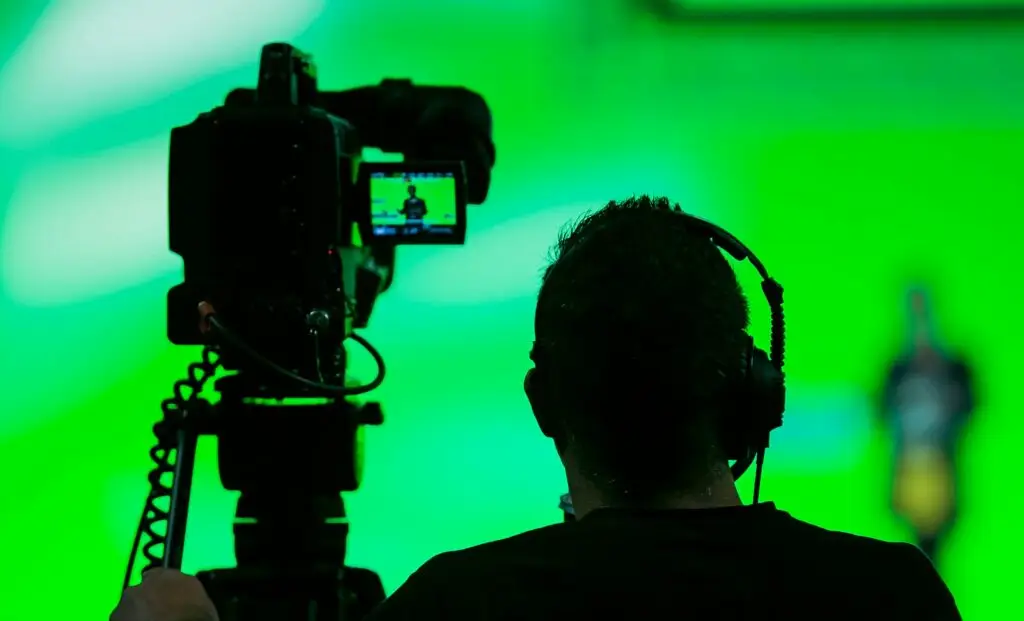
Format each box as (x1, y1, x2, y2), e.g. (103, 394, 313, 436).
(369, 171, 458, 239)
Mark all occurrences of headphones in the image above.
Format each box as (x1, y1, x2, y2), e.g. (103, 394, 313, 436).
(528, 212, 786, 505)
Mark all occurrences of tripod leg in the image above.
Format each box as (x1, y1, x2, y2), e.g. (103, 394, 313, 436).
(163, 427, 199, 570)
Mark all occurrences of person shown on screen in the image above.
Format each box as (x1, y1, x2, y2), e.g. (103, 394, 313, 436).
(110, 197, 960, 621)
(882, 286, 975, 565)
(399, 184, 428, 226)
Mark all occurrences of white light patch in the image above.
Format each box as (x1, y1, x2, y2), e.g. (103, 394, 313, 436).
(1, 139, 179, 306)
(0, 0, 325, 144)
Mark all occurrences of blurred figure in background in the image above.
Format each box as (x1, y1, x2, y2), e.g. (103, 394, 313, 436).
(882, 286, 976, 565)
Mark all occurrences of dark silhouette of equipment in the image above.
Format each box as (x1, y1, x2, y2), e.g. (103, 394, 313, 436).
(122, 43, 495, 621)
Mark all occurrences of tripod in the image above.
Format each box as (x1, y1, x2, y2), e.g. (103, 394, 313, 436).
(128, 345, 387, 621)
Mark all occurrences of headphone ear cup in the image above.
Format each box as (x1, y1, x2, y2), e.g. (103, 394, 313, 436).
(748, 347, 785, 436)
(718, 337, 755, 461)
(720, 342, 785, 465)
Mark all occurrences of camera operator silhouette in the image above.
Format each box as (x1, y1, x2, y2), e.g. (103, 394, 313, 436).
(882, 285, 975, 565)
(114, 198, 960, 621)
(399, 184, 428, 226)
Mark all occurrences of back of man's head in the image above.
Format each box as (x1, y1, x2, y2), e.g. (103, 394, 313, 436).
(535, 196, 750, 498)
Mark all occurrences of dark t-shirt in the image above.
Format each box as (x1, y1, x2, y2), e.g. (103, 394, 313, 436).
(402, 198, 427, 220)
(365, 503, 959, 620)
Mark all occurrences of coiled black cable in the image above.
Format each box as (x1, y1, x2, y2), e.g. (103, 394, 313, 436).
(762, 279, 786, 373)
(769, 300, 785, 372)
(122, 345, 221, 592)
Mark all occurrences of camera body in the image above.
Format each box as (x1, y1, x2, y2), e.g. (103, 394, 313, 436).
(168, 89, 356, 379)
(167, 43, 495, 379)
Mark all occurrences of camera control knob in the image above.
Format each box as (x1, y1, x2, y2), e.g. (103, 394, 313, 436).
(306, 309, 330, 330)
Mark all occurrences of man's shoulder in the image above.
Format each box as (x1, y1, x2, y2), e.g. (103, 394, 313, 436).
(781, 512, 920, 559)
(780, 514, 948, 588)
(429, 522, 572, 569)
(364, 525, 571, 620)
(773, 512, 959, 616)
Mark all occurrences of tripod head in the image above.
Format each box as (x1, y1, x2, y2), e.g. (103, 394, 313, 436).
(124, 43, 495, 621)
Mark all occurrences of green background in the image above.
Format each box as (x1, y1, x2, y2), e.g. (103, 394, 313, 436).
(1, 1, 1021, 619)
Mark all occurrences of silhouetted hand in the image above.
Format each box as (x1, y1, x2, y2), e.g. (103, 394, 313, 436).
(111, 569, 218, 621)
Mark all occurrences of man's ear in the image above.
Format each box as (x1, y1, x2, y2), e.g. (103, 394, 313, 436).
(525, 368, 558, 439)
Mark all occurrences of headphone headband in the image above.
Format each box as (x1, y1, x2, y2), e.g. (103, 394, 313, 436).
(677, 213, 786, 374)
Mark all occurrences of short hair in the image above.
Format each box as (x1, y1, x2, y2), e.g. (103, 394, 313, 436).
(535, 196, 750, 497)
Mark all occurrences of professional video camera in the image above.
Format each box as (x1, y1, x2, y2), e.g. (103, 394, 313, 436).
(122, 43, 495, 621)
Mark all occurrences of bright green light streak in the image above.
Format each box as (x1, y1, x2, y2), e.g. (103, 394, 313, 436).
(1, 138, 178, 305)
